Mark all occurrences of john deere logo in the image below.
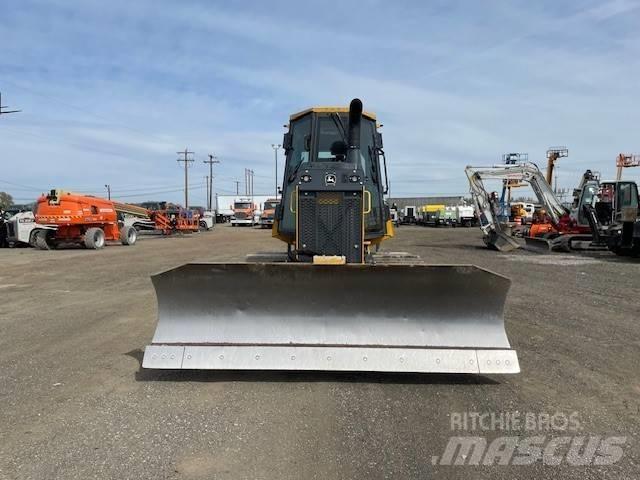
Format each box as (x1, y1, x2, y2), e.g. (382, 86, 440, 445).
(325, 173, 337, 186)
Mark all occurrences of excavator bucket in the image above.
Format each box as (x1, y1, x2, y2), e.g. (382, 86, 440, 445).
(523, 236, 555, 253)
(485, 230, 521, 252)
(142, 263, 519, 374)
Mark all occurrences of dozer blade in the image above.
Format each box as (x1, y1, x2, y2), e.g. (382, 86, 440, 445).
(484, 231, 520, 252)
(142, 263, 519, 374)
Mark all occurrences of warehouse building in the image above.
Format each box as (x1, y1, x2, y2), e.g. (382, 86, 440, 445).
(386, 196, 470, 209)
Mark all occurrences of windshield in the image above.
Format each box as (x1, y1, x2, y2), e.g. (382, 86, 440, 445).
(263, 202, 278, 209)
(617, 182, 639, 209)
(317, 117, 345, 161)
(577, 184, 599, 224)
(285, 114, 312, 176)
(234, 202, 252, 209)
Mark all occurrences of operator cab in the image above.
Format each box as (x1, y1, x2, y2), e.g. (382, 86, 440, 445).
(595, 181, 639, 225)
(276, 103, 389, 252)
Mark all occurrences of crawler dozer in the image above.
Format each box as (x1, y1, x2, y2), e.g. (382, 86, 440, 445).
(142, 99, 519, 374)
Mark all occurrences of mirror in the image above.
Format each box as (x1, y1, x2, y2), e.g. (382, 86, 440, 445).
(283, 132, 292, 150)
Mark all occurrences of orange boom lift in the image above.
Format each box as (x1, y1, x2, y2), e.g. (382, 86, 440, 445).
(32, 189, 138, 249)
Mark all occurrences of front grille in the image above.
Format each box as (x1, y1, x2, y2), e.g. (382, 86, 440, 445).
(235, 212, 248, 219)
(298, 191, 362, 263)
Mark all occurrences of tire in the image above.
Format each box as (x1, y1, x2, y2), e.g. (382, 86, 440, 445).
(84, 227, 106, 249)
(199, 221, 208, 231)
(34, 230, 51, 250)
(120, 225, 137, 245)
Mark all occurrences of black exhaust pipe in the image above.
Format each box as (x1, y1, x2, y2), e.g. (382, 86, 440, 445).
(347, 98, 363, 164)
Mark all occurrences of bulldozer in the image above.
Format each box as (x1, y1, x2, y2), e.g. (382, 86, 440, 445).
(142, 99, 519, 374)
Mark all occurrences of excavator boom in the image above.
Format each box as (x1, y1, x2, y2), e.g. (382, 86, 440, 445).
(466, 163, 568, 251)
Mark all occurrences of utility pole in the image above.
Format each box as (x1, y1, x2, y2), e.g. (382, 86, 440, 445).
(271, 144, 281, 198)
(244, 169, 254, 198)
(176, 149, 194, 208)
(0, 92, 21, 116)
(104, 184, 111, 200)
(234, 181, 240, 195)
(204, 175, 210, 208)
(203, 154, 219, 211)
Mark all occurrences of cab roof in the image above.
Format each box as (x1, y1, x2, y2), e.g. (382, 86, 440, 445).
(290, 106, 377, 122)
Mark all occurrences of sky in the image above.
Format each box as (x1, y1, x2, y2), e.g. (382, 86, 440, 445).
(2, 0, 640, 206)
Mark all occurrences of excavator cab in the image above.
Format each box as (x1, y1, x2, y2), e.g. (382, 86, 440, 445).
(274, 99, 391, 263)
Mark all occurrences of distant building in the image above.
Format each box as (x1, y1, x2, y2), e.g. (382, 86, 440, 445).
(387, 196, 470, 209)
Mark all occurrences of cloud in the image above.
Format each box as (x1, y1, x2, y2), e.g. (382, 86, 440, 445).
(2, 0, 640, 203)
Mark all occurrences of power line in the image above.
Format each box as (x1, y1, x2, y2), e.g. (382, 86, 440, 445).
(113, 185, 206, 199)
(0, 92, 21, 116)
(0, 179, 45, 191)
(1, 79, 169, 143)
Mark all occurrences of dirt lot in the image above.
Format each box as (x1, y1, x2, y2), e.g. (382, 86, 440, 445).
(0, 225, 638, 479)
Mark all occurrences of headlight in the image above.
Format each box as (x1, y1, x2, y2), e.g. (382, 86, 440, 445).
(349, 174, 360, 183)
(301, 174, 312, 183)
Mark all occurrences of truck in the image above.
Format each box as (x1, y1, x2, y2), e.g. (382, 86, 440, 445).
(259, 199, 279, 228)
(400, 205, 417, 224)
(231, 198, 256, 226)
(455, 205, 475, 227)
(199, 210, 215, 230)
(510, 202, 535, 224)
(418, 204, 447, 226)
(1, 208, 55, 247)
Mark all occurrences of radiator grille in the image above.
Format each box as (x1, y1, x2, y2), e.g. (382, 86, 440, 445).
(298, 192, 362, 263)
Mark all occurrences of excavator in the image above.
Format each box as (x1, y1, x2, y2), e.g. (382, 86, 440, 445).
(583, 154, 640, 256)
(465, 162, 601, 252)
(142, 99, 519, 375)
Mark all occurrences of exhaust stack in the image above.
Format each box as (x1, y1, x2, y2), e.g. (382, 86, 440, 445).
(346, 98, 363, 164)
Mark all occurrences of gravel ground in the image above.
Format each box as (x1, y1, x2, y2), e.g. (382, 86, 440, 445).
(0, 225, 638, 479)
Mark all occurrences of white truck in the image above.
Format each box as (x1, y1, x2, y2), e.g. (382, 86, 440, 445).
(199, 210, 215, 230)
(401, 205, 417, 224)
(0, 210, 55, 247)
(455, 205, 475, 227)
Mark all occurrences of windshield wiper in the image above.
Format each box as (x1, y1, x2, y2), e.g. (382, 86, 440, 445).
(331, 113, 347, 142)
(287, 161, 303, 183)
